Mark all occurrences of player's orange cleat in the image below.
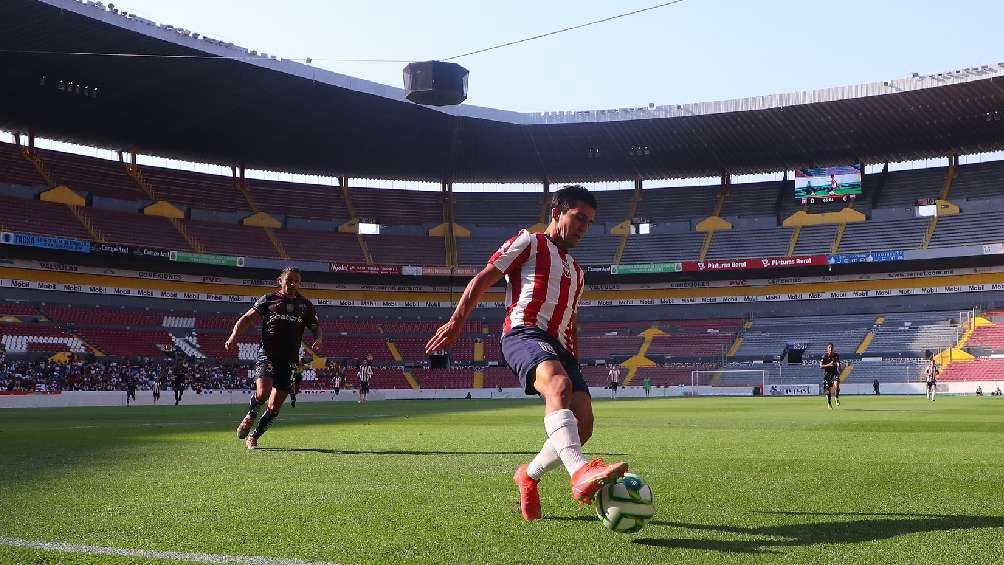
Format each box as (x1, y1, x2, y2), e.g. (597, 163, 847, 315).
(513, 465, 541, 521)
(570, 458, 627, 504)
(245, 436, 258, 450)
(236, 415, 254, 440)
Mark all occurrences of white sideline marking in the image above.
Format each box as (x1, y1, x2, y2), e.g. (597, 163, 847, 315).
(0, 537, 342, 565)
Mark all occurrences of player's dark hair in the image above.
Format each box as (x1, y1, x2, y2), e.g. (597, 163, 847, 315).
(551, 185, 598, 214)
(278, 266, 301, 278)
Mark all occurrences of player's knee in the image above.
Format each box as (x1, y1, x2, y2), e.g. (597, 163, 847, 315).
(540, 374, 573, 404)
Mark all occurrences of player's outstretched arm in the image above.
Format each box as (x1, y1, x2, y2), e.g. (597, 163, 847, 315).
(426, 265, 504, 354)
(225, 307, 261, 351)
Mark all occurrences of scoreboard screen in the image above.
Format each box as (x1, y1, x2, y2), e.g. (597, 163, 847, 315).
(794, 165, 863, 204)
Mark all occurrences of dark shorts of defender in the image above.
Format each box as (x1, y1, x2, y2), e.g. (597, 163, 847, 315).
(255, 353, 296, 392)
(823, 375, 837, 390)
(501, 326, 590, 396)
(359, 382, 370, 394)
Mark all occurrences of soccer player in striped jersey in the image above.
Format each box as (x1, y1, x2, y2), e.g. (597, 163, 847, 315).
(427, 185, 627, 521)
(357, 359, 372, 404)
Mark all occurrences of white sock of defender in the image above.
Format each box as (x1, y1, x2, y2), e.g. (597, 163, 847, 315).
(543, 409, 587, 476)
(526, 442, 563, 481)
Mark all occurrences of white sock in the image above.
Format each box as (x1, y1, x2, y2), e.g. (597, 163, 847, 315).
(526, 442, 563, 481)
(543, 409, 587, 476)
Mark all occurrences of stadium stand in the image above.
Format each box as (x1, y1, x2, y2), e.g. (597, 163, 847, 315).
(5, 138, 1004, 266)
(0, 194, 92, 239)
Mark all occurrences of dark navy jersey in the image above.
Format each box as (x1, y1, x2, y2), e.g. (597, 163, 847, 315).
(821, 353, 840, 378)
(254, 292, 318, 361)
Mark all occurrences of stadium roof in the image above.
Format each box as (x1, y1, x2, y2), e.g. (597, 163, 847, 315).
(1, 0, 1003, 183)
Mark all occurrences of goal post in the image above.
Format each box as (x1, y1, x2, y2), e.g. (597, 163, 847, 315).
(690, 369, 767, 396)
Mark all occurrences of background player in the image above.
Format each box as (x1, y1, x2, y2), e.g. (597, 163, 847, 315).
(926, 357, 939, 401)
(226, 267, 321, 449)
(172, 360, 186, 405)
(821, 343, 841, 409)
(426, 185, 627, 522)
(608, 364, 621, 399)
(357, 359, 372, 404)
(330, 361, 344, 398)
(125, 374, 137, 406)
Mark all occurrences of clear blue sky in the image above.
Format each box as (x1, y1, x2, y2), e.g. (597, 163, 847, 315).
(124, 0, 1003, 113)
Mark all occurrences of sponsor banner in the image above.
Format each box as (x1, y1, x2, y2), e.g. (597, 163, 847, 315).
(169, 250, 245, 267)
(610, 262, 683, 275)
(983, 243, 1004, 255)
(828, 250, 905, 265)
(329, 263, 401, 275)
(682, 255, 828, 272)
(3, 275, 1004, 307)
(1, 231, 91, 253)
(413, 265, 480, 277)
(10, 257, 1004, 296)
(768, 384, 820, 396)
(92, 242, 172, 259)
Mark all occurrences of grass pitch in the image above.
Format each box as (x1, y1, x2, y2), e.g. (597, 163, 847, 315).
(1, 396, 1002, 564)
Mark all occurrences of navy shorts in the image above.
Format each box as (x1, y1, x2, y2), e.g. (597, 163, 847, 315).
(255, 353, 296, 392)
(501, 326, 589, 397)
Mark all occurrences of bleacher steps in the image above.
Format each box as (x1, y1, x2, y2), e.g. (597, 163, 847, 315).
(402, 370, 420, 390)
(855, 331, 875, 355)
(263, 227, 290, 260)
(386, 340, 404, 363)
(786, 226, 801, 257)
(167, 218, 205, 253)
(67, 205, 106, 243)
(922, 160, 958, 250)
(831, 223, 846, 253)
(622, 327, 664, 385)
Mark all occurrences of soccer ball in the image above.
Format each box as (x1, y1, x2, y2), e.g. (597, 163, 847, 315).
(595, 473, 655, 533)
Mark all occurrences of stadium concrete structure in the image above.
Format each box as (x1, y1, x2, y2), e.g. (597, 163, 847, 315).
(3, 0, 1004, 403)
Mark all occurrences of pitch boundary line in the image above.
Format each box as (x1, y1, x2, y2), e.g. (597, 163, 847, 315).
(0, 536, 343, 565)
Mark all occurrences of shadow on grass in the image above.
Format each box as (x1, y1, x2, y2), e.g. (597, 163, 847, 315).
(628, 511, 1004, 554)
(257, 447, 626, 456)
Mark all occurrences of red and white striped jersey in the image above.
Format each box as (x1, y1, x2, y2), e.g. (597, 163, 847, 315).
(488, 230, 585, 355)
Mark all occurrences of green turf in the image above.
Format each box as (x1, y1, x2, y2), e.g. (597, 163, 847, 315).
(1, 396, 1003, 564)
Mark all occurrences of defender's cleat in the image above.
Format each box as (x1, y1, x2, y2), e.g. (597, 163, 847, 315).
(835, 400, 840, 407)
(245, 436, 258, 450)
(570, 458, 627, 504)
(236, 415, 254, 440)
(513, 465, 541, 521)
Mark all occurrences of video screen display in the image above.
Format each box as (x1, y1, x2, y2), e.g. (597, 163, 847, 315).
(794, 165, 863, 204)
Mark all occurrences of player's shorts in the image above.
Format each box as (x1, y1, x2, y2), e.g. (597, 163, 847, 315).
(501, 326, 589, 397)
(359, 381, 370, 394)
(255, 353, 296, 392)
(822, 376, 836, 390)
(927, 381, 936, 389)
(611, 382, 620, 391)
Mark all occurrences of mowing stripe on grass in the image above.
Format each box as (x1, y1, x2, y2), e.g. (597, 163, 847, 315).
(0, 537, 342, 565)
